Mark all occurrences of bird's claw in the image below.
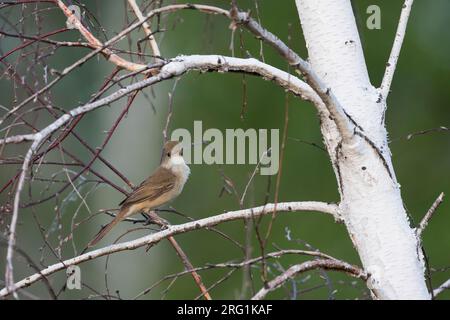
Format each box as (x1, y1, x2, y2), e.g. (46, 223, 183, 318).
(143, 210, 169, 228)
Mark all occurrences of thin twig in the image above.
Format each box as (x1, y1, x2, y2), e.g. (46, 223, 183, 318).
(167, 236, 212, 300)
(55, 0, 147, 72)
(433, 278, 450, 297)
(239, 148, 271, 207)
(251, 259, 367, 300)
(133, 249, 334, 299)
(229, 8, 354, 141)
(4, 144, 35, 298)
(416, 192, 444, 238)
(162, 79, 179, 142)
(127, 0, 161, 60)
(380, 0, 414, 101)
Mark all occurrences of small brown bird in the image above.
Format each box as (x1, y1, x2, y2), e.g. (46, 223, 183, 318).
(88, 140, 190, 247)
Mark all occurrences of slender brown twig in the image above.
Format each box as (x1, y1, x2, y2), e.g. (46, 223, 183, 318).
(167, 236, 212, 300)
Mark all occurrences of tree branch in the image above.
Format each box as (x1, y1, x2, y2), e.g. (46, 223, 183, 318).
(55, 0, 147, 72)
(380, 0, 414, 101)
(0, 133, 36, 145)
(416, 192, 444, 238)
(434, 278, 450, 297)
(1, 54, 326, 147)
(0, 201, 339, 297)
(2, 3, 351, 142)
(166, 236, 212, 300)
(0, 4, 228, 126)
(251, 259, 367, 300)
(127, 0, 161, 60)
(4, 143, 36, 298)
(133, 249, 342, 299)
(231, 8, 354, 142)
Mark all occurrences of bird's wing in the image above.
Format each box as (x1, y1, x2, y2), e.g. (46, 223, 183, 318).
(119, 167, 176, 207)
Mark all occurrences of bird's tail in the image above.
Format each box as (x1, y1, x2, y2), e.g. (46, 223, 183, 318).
(87, 207, 130, 247)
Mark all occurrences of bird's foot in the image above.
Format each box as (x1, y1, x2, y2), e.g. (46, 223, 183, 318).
(143, 210, 169, 228)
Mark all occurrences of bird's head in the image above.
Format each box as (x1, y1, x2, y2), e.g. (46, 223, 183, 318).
(161, 140, 186, 168)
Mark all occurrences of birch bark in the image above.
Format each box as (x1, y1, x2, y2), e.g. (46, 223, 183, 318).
(295, 0, 429, 299)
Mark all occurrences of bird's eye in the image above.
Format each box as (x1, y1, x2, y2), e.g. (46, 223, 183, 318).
(167, 152, 171, 157)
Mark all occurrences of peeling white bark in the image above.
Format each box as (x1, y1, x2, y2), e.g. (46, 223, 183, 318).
(295, 0, 430, 299)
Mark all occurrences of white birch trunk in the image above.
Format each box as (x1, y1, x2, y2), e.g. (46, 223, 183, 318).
(295, 0, 430, 299)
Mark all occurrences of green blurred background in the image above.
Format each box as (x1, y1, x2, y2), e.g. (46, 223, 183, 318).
(0, 0, 448, 299)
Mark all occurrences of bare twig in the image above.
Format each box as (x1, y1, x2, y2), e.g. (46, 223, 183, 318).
(133, 249, 336, 299)
(194, 269, 235, 300)
(239, 148, 271, 206)
(55, 0, 147, 72)
(127, 0, 161, 60)
(251, 259, 367, 300)
(0, 240, 57, 299)
(167, 236, 212, 300)
(406, 126, 449, 140)
(4, 144, 36, 297)
(434, 278, 450, 297)
(416, 192, 444, 238)
(380, 0, 414, 101)
(261, 89, 290, 282)
(230, 9, 353, 141)
(162, 79, 179, 142)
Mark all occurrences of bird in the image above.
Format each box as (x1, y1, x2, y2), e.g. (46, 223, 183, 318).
(88, 140, 190, 247)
